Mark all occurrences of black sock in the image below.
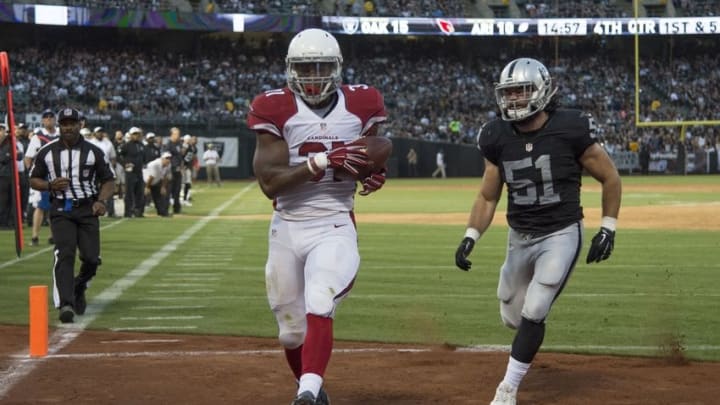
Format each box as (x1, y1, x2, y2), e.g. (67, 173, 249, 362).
(510, 317, 546, 364)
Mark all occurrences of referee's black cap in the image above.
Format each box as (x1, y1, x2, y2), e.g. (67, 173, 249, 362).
(57, 107, 81, 123)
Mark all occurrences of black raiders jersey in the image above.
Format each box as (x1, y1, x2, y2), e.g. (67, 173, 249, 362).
(478, 109, 598, 234)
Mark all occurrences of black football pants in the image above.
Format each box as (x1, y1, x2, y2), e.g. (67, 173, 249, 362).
(150, 183, 169, 216)
(170, 170, 182, 214)
(50, 201, 100, 309)
(125, 171, 145, 217)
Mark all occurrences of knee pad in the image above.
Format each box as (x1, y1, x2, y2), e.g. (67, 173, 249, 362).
(521, 299, 551, 323)
(278, 330, 305, 349)
(306, 287, 336, 318)
(500, 300, 522, 330)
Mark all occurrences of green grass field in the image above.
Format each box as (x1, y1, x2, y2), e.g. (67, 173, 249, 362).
(1, 176, 718, 360)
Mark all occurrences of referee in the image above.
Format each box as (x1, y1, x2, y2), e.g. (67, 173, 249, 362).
(29, 108, 115, 323)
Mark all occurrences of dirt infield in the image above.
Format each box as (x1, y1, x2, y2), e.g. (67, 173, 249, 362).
(1, 325, 719, 404)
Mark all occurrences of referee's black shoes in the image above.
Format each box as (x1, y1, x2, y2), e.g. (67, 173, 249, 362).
(59, 305, 75, 324)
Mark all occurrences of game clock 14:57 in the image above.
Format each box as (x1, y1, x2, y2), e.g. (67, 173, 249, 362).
(537, 19, 588, 36)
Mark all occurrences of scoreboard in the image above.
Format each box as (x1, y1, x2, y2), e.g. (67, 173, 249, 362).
(322, 16, 720, 36)
(6, 3, 720, 36)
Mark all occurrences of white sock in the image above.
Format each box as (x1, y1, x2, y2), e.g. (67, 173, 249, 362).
(501, 356, 531, 389)
(298, 373, 323, 398)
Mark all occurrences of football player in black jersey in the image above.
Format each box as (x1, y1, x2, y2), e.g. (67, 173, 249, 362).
(454, 58, 622, 405)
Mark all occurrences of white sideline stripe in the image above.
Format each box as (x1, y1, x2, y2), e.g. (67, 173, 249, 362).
(0, 219, 126, 270)
(359, 263, 720, 270)
(100, 339, 182, 344)
(120, 316, 204, 321)
(9, 347, 431, 360)
(0, 184, 256, 399)
(458, 344, 720, 353)
(12, 343, 720, 361)
(132, 305, 206, 310)
(348, 292, 720, 299)
(110, 326, 198, 332)
(165, 272, 225, 276)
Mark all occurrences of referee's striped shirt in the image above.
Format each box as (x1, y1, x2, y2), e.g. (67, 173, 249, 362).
(29, 137, 115, 200)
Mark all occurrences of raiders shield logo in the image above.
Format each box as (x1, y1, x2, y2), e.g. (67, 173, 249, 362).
(83, 169, 90, 177)
(525, 143, 533, 152)
(342, 18, 359, 35)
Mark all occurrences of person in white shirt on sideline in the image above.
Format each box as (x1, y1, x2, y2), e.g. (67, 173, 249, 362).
(432, 149, 447, 179)
(25, 110, 60, 246)
(202, 143, 221, 186)
(88, 127, 118, 217)
(143, 152, 172, 217)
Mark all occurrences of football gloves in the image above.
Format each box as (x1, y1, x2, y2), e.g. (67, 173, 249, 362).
(308, 145, 369, 177)
(586, 227, 615, 264)
(359, 168, 386, 196)
(455, 237, 475, 271)
(327, 145, 369, 176)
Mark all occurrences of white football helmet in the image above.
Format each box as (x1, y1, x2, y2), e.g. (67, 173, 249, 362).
(495, 58, 557, 122)
(286, 28, 343, 105)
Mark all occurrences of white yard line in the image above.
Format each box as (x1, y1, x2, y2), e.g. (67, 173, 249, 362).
(148, 289, 216, 294)
(110, 326, 198, 332)
(151, 283, 215, 287)
(119, 316, 204, 321)
(348, 292, 720, 299)
(176, 262, 230, 267)
(0, 219, 126, 270)
(0, 183, 256, 399)
(140, 296, 261, 301)
(8, 347, 431, 360)
(458, 344, 720, 353)
(160, 277, 222, 282)
(100, 339, 182, 344)
(165, 272, 225, 277)
(8, 343, 718, 362)
(131, 305, 207, 310)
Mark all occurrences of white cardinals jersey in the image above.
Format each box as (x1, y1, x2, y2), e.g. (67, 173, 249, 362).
(248, 85, 387, 220)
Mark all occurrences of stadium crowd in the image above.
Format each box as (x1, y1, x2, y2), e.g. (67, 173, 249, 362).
(6, 34, 719, 159)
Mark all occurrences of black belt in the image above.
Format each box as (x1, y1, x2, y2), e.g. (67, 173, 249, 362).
(54, 198, 96, 207)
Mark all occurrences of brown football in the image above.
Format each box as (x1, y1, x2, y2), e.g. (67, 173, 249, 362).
(343, 136, 393, 179)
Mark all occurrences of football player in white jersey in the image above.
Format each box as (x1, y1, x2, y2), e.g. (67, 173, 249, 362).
(248, 28, 387, 405)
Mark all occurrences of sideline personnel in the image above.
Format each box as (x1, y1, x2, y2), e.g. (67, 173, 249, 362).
(29, 108, 115, 323)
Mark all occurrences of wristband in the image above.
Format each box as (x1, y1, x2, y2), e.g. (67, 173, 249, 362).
(306, 152, 328, 175)
(601, 216, 617, 231)
(464, 227, 481, 242)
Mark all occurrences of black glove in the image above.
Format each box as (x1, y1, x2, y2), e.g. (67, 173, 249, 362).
(586, 227, 615, 264)
(455, 237, 475, 271)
